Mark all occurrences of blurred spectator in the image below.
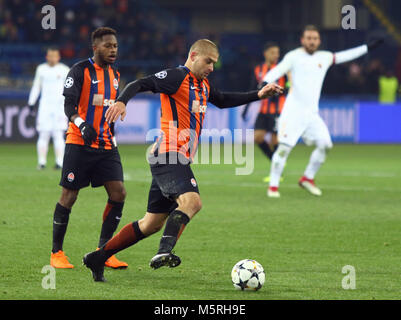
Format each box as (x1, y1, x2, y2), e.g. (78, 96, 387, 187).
(344, 62, 366, 94)
(378, 69, 399, 104)
(364, 59, 385, 95)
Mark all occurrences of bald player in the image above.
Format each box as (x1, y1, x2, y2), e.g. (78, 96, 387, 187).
(83, 39, 283, 282)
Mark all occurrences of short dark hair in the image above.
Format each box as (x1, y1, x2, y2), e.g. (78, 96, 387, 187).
(91, 27, 117, 44)
(46, 46, 59, 52)
(303, 24, 320, 35)
(263, 42, 279, 52)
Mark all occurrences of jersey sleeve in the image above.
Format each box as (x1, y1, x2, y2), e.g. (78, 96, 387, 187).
(208, 84, 259, 109)
(28, 65, 42, 106)
(144, 68, 186, 95)
(263, 51, 294, 83)
(63, 64, 84, 103)
(333, 45, 368, 65)
(117, 67, 186, 104)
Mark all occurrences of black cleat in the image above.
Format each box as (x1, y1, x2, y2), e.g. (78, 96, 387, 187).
(37, 164, 46, 170)
(83, 251, 106, 282)
(54, 164, 62, 170)
(150, 252, 181, 270)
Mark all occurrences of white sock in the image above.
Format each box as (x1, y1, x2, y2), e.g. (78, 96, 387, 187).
(37, 131, 51, 166)
(52, 130, 65, 167)
(269, 144, 292, 188)
(304, 147, 326, 180)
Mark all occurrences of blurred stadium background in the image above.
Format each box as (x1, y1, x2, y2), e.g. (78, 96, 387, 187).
(1, 0, 400, 144)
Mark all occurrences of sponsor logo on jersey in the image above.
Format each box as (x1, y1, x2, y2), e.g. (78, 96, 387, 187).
(191, 100, 207, 113)
(67, 172, 75, 182)
(92, 94, 115, 107)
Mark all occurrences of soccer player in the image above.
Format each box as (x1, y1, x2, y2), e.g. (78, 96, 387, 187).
(28, 47, 69, 170)
(242, 42, 288, 178)
(50, 27, 128, 269)
(83, 39, 283, 281)
(263, 25, 383, 198)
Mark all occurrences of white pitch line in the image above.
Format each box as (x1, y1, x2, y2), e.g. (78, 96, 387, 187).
(123, 175, 401, 193)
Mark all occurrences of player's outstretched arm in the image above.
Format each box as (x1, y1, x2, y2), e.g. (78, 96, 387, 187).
(263, 52, 293, 84)
(209, 83, 283, 109)
(107, 68, 186, 123)
(334, 39, 383, 64)
(105, 78, 160, 123)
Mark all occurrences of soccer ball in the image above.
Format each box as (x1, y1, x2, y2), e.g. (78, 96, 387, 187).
(231, 259, 265, 291)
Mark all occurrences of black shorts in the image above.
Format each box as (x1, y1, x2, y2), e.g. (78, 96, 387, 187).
(254, 113, 279, 133)
(60, 144, 124, 190)
(147, 160, 199, 214)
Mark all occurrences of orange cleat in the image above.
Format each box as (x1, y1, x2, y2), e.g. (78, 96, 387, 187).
(50, 250, 74, 269)
(105, 255, 128, 269)
(96, 248, 128, 269)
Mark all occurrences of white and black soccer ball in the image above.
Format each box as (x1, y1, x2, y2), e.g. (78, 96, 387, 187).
(231, 259, 265, 291)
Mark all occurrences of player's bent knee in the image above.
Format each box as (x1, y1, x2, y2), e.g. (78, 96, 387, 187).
(191, 198, 202, 215)
(316, 138, 333, 151)
(254, 135, 264, 145)
(109, 186, 127, 203)
(275, 144, 292, 159)
(177, 193, 202, 217)
(59, 188, 79, 208)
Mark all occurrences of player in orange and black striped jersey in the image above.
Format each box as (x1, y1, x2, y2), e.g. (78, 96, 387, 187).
(49, 27, 128, 270)
(242, 42, 289, 163)
(83, 39, 283, 282)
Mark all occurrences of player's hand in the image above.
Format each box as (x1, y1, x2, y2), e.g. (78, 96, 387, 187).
(258, 83, 283, 99)
(106, 101, 127, 123)
(79, 122, 97, 145)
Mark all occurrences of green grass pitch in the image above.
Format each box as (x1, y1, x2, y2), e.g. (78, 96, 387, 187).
(0, 143, 400, 300)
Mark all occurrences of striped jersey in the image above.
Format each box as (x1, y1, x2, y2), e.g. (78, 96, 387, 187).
(63, 58, 120, 150)
(151, 66, 210, 160)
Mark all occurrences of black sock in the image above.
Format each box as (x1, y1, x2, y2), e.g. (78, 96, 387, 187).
(98, 199, 124, 248)
(52, 203, 71, 253)
(157, 210, 190, 254)
(258, 141, 273, 160)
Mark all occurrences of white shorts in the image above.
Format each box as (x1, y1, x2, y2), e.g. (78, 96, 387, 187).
(37, 109, 68, 132)
(277, 112, 333, 148)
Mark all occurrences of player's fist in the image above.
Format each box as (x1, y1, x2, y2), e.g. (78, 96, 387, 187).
(258, 83, 283, 99)
(79, 122, 97, 145)
(105, 101, 127, 123)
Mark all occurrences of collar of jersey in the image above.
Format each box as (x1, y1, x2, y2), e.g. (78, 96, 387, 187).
(88, 58, 110, 70)
(181, 65, 204, 83)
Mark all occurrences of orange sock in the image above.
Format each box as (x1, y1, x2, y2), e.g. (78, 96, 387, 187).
(103, 221, 145, 256)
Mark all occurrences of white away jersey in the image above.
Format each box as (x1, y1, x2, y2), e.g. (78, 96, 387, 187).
(263, 47, 334, 114)
(28, 62, 70, 111)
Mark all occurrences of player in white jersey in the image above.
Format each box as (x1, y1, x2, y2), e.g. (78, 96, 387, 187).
(28, 47, 70, 170)
(263, 25, 383, 198)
